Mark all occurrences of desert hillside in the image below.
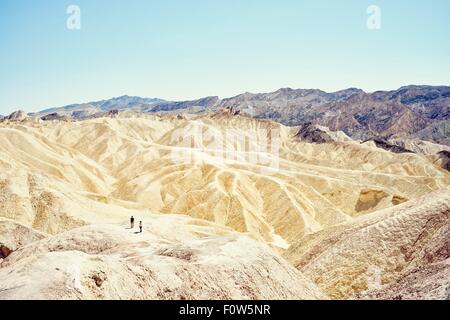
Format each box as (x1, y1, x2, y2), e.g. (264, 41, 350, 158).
(0, 216, 325, 300)
(0, 112, 449, 300)
(288, 187, 450, 299)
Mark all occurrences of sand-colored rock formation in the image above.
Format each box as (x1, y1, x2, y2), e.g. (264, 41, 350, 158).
(288, 188, 450, 300)
(0, 113, 449, 300)
(1, 114, 448, 245)
(356, 259, 450, 300)
(0, 216, 325, 300)
(0, 218, 47, 251)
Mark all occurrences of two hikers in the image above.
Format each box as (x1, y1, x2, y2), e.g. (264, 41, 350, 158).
(130, 216, 143, 233)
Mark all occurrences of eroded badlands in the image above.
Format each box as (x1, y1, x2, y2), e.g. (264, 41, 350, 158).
(0, 112, 449, 299)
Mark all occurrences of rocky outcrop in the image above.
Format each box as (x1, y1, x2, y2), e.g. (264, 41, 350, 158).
(437, 151, 450, 172)
(4, 110, 27, 121)
(41, 113, 69, 121)
(294, 123, 351, 144)
(295, 123, 334, 144)
(387, 138, 450, 155)
(365, 139, 414, 154)
(0, 244, 12, 259)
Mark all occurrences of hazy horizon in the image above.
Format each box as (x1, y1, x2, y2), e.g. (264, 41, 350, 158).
(1, 0, 450, 114)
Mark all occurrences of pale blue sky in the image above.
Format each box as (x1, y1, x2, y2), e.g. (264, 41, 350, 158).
(1, 0, 449, 114)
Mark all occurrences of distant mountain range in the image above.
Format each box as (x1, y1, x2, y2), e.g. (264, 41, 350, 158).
(26, 85, 449, 145)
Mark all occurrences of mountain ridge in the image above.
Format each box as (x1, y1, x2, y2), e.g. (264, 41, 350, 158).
(10, 84, 450, 145)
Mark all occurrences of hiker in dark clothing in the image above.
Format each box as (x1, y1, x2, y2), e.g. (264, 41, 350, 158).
(130, 216, 135, 229)
(139, 221, 143, 233)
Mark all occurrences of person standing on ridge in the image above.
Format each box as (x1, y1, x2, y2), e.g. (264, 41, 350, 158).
(139, 221, 143, 233)
(130, 216, 135, 229)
